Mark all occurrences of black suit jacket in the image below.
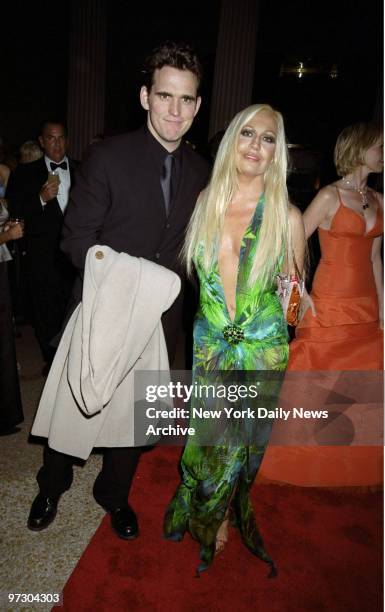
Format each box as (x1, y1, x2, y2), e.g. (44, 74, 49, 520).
(7, 156, 77, 282)
(61, 127, 210, 358)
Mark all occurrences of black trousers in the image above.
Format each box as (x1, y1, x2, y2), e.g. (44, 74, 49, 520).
(37, 445, 142, 508)
(27, 266, 73, 364)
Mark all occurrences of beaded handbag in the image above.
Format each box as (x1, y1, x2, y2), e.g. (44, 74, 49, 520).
(276, 274, 305, 326)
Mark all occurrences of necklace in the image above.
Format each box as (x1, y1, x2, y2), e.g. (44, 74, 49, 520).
(342, 177, 369, 209)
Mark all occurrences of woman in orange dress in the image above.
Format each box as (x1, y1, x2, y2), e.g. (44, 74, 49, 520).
(261, 122, 383, 486)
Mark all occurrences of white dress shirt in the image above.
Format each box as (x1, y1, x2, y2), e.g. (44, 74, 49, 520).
(43, 155, 71, 213)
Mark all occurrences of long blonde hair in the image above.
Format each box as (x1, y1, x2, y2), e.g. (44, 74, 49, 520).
(184, 103, 293, 288)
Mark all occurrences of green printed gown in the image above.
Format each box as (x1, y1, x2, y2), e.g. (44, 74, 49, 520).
(164, 195, 288, 573)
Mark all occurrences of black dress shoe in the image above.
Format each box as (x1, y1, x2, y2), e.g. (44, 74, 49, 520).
(105, 505, 138, 540)
(27, 494, 59, 531)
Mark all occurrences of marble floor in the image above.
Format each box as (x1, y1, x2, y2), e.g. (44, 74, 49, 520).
(0, 325, 105, 611)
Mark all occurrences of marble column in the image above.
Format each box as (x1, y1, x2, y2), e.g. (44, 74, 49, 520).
(209, 0, 259, 138)
(67, 0, 106, 160)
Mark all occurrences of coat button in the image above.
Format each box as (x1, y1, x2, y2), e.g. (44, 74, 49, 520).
(155, 252, 160, 260)
(165, 223, 170, 229)
(95, 250, 104, 260)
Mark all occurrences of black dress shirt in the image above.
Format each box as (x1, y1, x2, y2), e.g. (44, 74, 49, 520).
(145, 129, 182, 211)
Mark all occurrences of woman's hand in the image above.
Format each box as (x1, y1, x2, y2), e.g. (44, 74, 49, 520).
(4, 221, 24, 241)
(299, 286, 316, 321)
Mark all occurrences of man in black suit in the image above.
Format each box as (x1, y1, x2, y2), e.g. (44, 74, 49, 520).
(28, 42, 210, 539)
(7, 121, 76, 372)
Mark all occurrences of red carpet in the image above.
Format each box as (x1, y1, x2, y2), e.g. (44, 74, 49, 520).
(57, 447, 382, 612)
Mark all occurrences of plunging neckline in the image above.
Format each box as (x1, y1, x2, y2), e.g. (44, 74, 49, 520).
(217, 195, 264, 323)
(330, 188, 380, 236)
(336, 199, 379, 236)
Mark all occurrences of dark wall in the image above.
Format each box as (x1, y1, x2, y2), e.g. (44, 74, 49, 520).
(1, 1, 70, 151)
(254, 0, 383, 151)
(103, 0, 220, 146)
(1, 0, 382, 161)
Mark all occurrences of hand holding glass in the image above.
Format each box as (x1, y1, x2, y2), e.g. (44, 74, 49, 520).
(10, 217, 25, 230)
(47, 171, 61, 186)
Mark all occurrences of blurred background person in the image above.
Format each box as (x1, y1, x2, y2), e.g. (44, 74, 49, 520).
(0, 136, 11, 205)
(6, 120, 77, 375)
(0, 201, 24, 435)
(4, 141, 43, 324)
(19, 140, 43, 164)
(0, 162, 10, 199)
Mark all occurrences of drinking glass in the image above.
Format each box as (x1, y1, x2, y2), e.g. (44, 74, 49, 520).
(47, 171, 61, 186)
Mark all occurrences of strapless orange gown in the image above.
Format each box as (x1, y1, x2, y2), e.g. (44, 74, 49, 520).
(260, 198, 383, 486)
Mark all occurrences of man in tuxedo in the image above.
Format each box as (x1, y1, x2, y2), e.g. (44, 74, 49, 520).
(7, 121, 76, 372)
(28, 42, 210, 539)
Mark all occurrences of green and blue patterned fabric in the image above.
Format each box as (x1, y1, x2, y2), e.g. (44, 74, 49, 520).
(164, 195, 288, 574)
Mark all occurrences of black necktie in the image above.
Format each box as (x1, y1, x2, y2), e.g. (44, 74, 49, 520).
(160, 155, 174, 215)
(50, 161, 68, 171)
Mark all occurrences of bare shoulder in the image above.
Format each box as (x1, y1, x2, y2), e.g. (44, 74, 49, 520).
(304, 183, 339, 220)
(313, 184, 338, 206)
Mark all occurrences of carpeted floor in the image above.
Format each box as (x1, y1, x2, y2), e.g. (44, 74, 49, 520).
(57, 446, 382, 612)
(0, 325, 105, 612)
(2, 325, 382, 611)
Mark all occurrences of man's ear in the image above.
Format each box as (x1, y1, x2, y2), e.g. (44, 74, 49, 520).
(140, 86, 150, 111)
(194, 96, 202, 117)
(38, 135, 44, 149)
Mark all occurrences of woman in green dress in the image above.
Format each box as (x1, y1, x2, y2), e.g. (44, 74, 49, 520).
(164, 104, 306, 574)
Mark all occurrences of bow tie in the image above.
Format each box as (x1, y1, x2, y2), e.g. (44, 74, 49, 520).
(50, 161, 68, 171)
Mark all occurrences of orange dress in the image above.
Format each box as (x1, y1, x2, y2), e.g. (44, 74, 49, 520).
(260, 195, 383, 486)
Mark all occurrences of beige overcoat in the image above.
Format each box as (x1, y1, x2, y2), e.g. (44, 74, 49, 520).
(31, 245, 181, 459)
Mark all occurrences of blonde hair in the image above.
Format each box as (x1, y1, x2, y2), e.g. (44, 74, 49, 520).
(334, 122, 382, 176)
(20, 141, 43, 163)
(184, 103, 293, 288)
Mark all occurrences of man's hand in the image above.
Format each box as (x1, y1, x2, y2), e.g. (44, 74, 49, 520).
(40, 179, 59, 203)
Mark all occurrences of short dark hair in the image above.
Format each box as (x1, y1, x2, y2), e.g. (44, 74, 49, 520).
(39, 119, 67, 136)
(142, 41, 202, 91)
